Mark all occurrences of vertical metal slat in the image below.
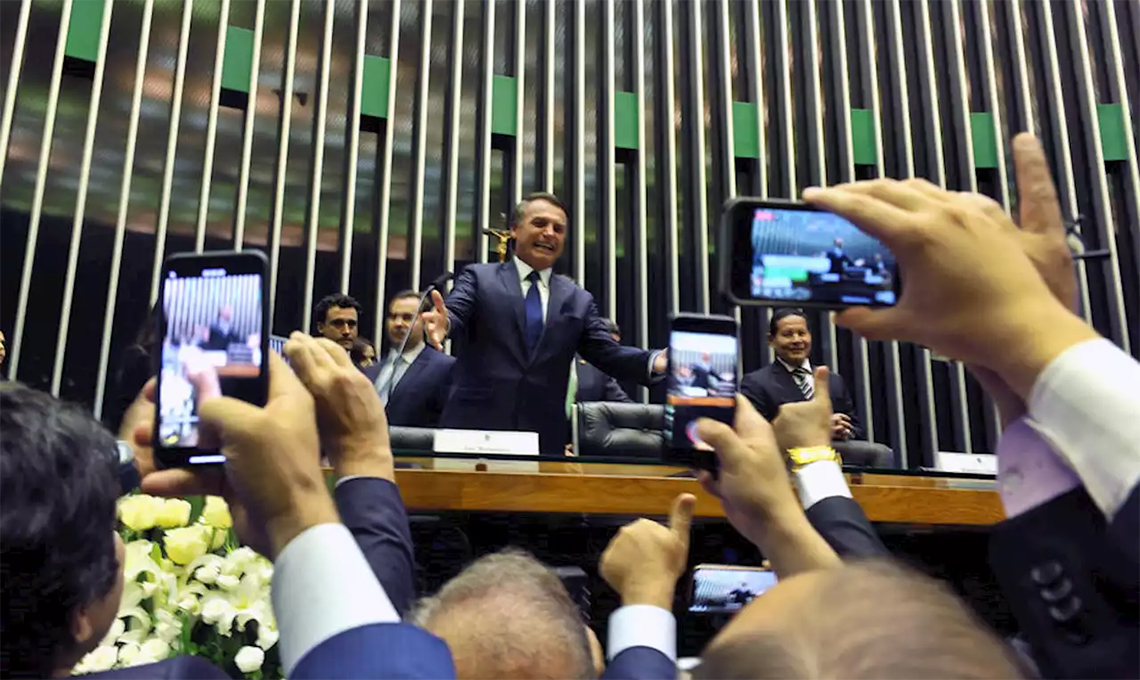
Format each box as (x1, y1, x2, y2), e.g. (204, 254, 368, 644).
(8, 0, 75, 378)
(194, 0, 232, 253)
(633, 0, 649, 400)
(269, 0, 301, 317)
(746, 0, 768, 198)
(572, 0, 584, 283)
(1100, 0, 1140, 279)
(443, 0, 466, 277)
(543, 0, 555, 192)
(410, 0, 434, 290)
(603, 0, 617, 315)
(689, 0, 710, 313)
(233, 0, 267, 252)
(662, 0, 680, 314)
(513, 0, 525, 203)
(300, 0, 335, 333)
(373, 0, 402, 325)
(477, 0, 496, 266)
(338, 0, 367, 291)
(0, 0, 32, 180)
(94, 0, 157, 420)
(51, 0, 115, 396)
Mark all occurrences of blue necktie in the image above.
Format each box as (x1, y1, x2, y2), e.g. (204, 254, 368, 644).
(525, 271, 544, 352)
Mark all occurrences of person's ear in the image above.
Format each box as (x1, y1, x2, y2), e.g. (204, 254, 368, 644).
(70, 604, 97, 650)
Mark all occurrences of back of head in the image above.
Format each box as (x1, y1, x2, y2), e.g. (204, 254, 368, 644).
(411, 549, 594, 680)
(695, 560, 1024, 680)
(0, 383, 121, 678)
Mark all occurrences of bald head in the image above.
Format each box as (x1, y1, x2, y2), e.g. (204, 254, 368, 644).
(696, 560, 1024, 679)
(411, 550, 595, 680)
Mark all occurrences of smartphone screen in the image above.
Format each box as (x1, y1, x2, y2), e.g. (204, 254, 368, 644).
(724, 199, 899, 308)
(689, 564, 778, 614)
(665, 315, 738, 460)
(156, 252, 269, 465)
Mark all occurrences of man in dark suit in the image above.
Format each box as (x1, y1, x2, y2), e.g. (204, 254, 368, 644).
(739, 308, 893, 468)
(690, 352, 715, 391)
(575, 318, 633, 403)
(365, 290, 455, 427)
(422, 192, 666, 454)
(826, 237, 855, 274)
(201, 304, 243, 351)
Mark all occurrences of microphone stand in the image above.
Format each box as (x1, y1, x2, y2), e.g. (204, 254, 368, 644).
(386, 275, 452, 410)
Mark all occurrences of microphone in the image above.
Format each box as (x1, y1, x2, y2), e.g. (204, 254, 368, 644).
(387, 271, 454, 409)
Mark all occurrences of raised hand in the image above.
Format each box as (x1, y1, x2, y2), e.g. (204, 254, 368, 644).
(774, 367, 835, 451)
(599, 493, 695, 609)
(420, 290, 449, 350)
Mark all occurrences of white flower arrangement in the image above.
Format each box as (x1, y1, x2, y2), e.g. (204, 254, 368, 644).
(74, 495, 281, 678)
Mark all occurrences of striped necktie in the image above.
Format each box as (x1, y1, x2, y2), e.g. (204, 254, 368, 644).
(792, 366, 814, 400)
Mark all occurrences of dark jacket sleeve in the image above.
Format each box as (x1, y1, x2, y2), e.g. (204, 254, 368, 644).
(988, 487, 1139, 680)
(604, 376, 634, 403)
(804, 496, 888, 559)
(291, 623, 457, 680)
(602, 647, 676, 680)
(739, 372, 778, 423)
(830, 373, 864, 440)
(334, 477, 417, 617)
(442, 266, 479, 339)
(89, 655, 229, 679)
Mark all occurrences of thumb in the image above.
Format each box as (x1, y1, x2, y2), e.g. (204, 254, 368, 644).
(811, 366, 831, 404)
(198, 396, 264, 449)
(834, 306, 906, 342)
(695, 418, 740, 473)
(668, 493, 696, 548)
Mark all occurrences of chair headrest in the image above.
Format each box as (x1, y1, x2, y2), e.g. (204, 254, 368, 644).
(576, 402, 665, 458)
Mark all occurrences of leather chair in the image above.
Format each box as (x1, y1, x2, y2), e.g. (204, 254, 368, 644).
(572, 402, 666, 458)
(389, 425, 437, 453)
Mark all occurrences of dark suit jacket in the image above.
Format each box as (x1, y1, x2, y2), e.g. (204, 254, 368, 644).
(202, 324, 243, 351)
(89, 655, 229, 679)
(442, 260, 654, 454)
(740, 362, 864, 440)
(576, 356, 633, 403)
(602, 646, 677, 680)
(334, 476, 417, 617)
(365, 346, 456, 428)
(827, 249, 854, 273)
(690, 364, 713, 391)
(989, 486, 1139, 679)
(804, 496, 888, 559)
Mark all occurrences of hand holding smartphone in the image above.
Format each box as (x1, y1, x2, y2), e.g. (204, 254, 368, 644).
(155, 251, 270, 467)
(721, 198, 900, 309)
(663, 314, 738, 471)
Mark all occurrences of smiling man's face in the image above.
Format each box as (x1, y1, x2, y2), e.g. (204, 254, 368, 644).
(770, 314, 811, 365)
(511, 198, 567, 271)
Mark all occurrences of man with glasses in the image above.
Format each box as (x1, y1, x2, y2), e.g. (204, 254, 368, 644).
(314, 293, 362, 351)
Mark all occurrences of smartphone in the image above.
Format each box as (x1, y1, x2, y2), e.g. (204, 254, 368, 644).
(662, 314, 738, 470)
(721, 197, 900, 308)
(689, 564, 778, 614)
(155, 251, 270, 467)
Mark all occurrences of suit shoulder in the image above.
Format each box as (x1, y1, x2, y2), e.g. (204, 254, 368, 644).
(742, 364, 775, 383)
(460, 262, 498, 277)
(425, 346, 457, 366)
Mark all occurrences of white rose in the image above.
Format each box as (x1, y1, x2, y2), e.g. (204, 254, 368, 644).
(195, 562, 221, 585)
(175, 592, 202, 616)
(163, 525, 211, 565)
(118, 495, 162, 532)
(117, 641, 142, 666)
(201, 496, 233, 529)
(100, 617, 126, 645)
(201, 595, 237, 636)
(153, 609, 182, 644)
(216, 573, 240, 591)
(256, 623, 280, 651)
(154, 498, 192, 528)
(137, 638, 171, 664)
(210, 527, 228, 550)
(234, 645, 266, 674)
(75, 645, 119, 673)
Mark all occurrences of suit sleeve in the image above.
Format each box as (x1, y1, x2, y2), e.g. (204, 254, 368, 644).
(832, 374, 864, 440)
(577, 298, 655, 385)
(427, 361, 454, 427)
(333, 478, 417, 617)
(442, 266, 479, 339)
(604, 376, 634, 403)
(804, 497, 888, 559)
(291, 624, 457, 680)
(739, 373, 778, 423)
(988, 487, 1139, 680)
(601, 647, 676, 680)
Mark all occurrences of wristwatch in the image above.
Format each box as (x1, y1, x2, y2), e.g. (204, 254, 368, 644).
(786, 445, 841, 472)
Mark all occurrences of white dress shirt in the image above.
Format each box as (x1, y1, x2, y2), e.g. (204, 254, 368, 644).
(271, 523, 400, 674)
(515, 258, 553, 320)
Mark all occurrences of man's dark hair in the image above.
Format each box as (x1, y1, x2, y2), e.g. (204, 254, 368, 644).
(313, 293, 362, 325)
(604, 318, 621, 339)
(768, 307, 808, 336)
(511, 192, 569, 228)
(1, 383, 121, 677)
(388, 289, 423, 311)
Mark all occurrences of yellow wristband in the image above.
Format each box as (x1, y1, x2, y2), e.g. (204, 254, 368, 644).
(786, 446, 841, 471)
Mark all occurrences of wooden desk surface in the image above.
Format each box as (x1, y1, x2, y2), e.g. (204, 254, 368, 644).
(391, 459, 1005, 527)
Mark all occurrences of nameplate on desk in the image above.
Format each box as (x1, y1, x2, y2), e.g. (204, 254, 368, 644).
(433, 429, 540, 456)
(935, 451, 997, 475)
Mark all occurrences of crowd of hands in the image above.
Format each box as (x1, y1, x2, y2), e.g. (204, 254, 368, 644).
(114, 132, 1093, 672)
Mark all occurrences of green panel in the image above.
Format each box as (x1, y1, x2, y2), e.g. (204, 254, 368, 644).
(970, 112, 998, 169)
(361, 55, 391, 119)
(492, 75, 517, 136)
(615, 91, 639, 150)
(221, 26, 254, 94)
(1098, 103, 1129, 162)
(732, 102, 759, 159)
(65, 0, 105, 63)
(850, 108, 876, 166)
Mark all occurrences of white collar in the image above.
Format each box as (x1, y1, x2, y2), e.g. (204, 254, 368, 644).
(776, 357, 811, 374)
(389, 340, 426, 364)
(515, 259, 552, 287)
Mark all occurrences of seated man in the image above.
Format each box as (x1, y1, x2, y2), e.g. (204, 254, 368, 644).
(575, 318, 633, 403)
(366, 290, 455, 427)
(739, 308, 893, 468)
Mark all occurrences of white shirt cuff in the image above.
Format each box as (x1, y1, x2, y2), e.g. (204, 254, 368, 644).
(793, 460, 852, 511)
(271, 523, 400, 674)
(607, 604, 676, 661)
(1027, 338, 1140, 519)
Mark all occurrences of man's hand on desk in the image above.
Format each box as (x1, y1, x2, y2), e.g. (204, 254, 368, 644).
(696, 396, 842, 578)
(599, 493, 695, 610)
(285, 332, 395, 482)
(421, 289, 449, 351)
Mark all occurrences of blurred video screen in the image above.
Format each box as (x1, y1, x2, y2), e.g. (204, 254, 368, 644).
(667, 330, 737, 449)
(690, 567, 778, 614)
